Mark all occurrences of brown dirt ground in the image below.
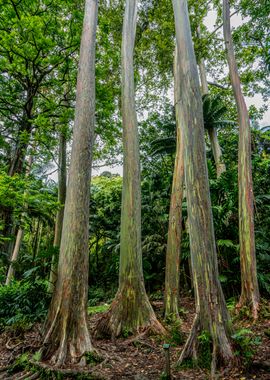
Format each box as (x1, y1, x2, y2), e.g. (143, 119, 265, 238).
(0, 297, 270, 379)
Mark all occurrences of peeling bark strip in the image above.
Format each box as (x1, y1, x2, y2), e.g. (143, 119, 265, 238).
(172, 0, 234, 370)
(223, 0, 260, 319)
(96, 0, 164, 338)
(41, 0, 98, 366)
(164, 48, 184, 320)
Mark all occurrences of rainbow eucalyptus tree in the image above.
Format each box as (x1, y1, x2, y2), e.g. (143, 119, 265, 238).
(223, 0, 260, 319)
(164, 48, 184, 320)
(41, 0, 98, 365)
(172, 0, 235, 371)
(96, 0, 164, 337)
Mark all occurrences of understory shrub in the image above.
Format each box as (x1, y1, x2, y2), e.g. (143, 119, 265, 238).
(0, 280, 51, 330)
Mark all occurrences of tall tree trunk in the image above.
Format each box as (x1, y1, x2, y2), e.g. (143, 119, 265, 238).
(197, 28, 226, 178)
(8, 116, 32, 177)
(48, 130, 67, 292)
(5, 155, 33, 285)
(1, 109, 33, 260)
(164, 48, 184, 320)
(172, 0, 234, 371)
(5, 228, 24, 285)
(96, 0, 164, 338)
(223, 0, 259, 319)
(33, 220, 43, 263)
(41, 0, 98, 366)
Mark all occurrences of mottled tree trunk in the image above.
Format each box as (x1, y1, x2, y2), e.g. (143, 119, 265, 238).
(96, 0, 164, 338)
(223, 0, 259, 319)
(197, 31, 226, 178)
(164, 48, 184, 320)
(48, 130, 67, 293)
(172, 0, 234, 371)
(41, 0, 98, 366)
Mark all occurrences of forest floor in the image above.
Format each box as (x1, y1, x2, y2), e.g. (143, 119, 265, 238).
(0, 296, 270, 379)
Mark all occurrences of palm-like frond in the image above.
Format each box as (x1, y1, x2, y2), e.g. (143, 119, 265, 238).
(261, 125, 270, 132)
(150, 94, 232, 156)
(150, 137, 176, 155)
(203, 94, 236, 130)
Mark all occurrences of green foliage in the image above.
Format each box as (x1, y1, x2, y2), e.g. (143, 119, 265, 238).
(0, 280, 50, 330)
(88, 286, 115, 308)
(89, 176, 122, 288)
(232, 329, 261, 365)
(197, 330, 212, 369)
(88, 304, 110, 316)
(226, 297, 237, 313)
(85, 351, 103, 366)
(166, 319, 184, 346)
(8, 353, 30, 375)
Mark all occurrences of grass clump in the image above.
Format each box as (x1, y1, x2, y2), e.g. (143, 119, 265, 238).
(88, 304, 110, 315)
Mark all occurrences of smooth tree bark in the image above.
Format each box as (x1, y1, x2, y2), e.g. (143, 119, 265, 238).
(164, 48, 184, 320)
(96, 0, 164, 338)
(5, 154, 33, 286)
(48, 129, 67, 292)
(172, 0, 234, 371)
(223, 0, 260, 319)
(41, 0, 98, 366)
(197, 28, 226, 178)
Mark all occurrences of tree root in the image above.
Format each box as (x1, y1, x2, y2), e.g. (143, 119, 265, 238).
(236, 297, 260, 320)
(5, 338, 23, 350)
(252, 360, 270, 370)
(5, 371, 39, 380)
(12, 371, 32, 380)
(0, 365, 10, 373)
(41, 300, 93, 366)
(95, 288, 166, 339)
(177, 314, 235, 375)
(29, 360, 103, 379)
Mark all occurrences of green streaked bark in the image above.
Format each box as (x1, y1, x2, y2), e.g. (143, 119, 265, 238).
(41, 0, 98, 366)
(95, 0, 164, 338)
(164, 48, 184, 320)
(172, 0, 234, 371)
(223, 0, 259, 319)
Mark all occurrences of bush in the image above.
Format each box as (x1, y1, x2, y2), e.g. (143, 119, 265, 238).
(0, 280, 51, 330)
(88, 286, 115, 306)
(232, 328, 261, 365)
